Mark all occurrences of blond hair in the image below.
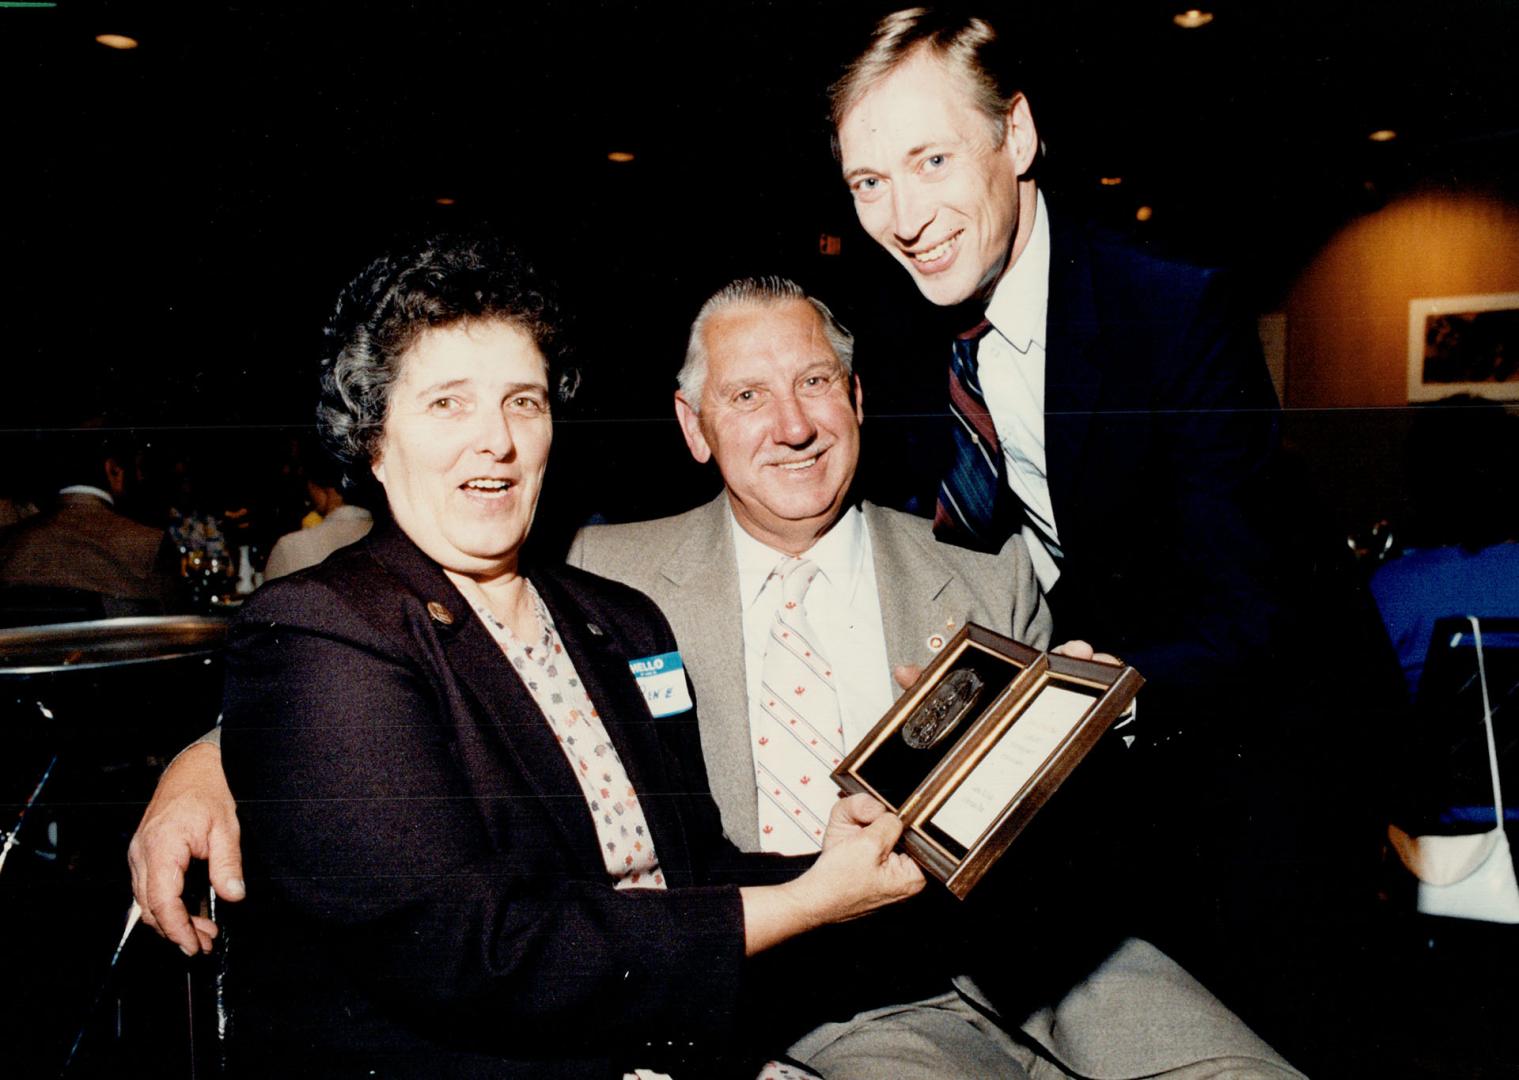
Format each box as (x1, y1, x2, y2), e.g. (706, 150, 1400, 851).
(829, 8, 1016, 152)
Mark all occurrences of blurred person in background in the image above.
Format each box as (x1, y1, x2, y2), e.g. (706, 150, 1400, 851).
(261, 449, 373, 580)
(0, 423, 180, 618)
(1372, 394, 1519, 700)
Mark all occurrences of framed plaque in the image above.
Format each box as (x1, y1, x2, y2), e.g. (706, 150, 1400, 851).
(832, 624, 1143, 898)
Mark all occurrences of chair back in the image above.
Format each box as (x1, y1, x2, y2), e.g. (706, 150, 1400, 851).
(1409, 616, 1519, 833)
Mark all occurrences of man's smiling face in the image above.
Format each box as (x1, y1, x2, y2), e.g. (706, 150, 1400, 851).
(675, 298, 863, 555)
(838, 49, 1030, 307)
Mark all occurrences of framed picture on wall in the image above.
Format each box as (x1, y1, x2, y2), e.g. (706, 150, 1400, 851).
(1408, 293, 1519, 402)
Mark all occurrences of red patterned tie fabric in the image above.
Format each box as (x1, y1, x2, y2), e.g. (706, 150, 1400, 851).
(753, 557, 844, 854)
(933, 319, 1017, 553)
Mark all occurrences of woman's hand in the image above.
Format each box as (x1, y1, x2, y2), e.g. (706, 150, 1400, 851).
(804, 793, 925, 921)
(818, 790, 892, 852)
(740, 793, 923, 955)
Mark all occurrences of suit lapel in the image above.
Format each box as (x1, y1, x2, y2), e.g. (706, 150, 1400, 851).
(865, 503, 979, 697)
(361, 525, 604, 872)
(1043, 211, 1104, 532)
(656, 496, 759, 851)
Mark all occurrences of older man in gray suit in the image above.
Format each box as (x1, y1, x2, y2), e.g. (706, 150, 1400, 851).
(569, 277, 1050, 854)
(129, 278, 1297, 1078)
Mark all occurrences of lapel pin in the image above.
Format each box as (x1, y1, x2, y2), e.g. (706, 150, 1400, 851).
(927, 633, 946, 652)
(426, 601, 454, 626)
(587, 623, 604, 636)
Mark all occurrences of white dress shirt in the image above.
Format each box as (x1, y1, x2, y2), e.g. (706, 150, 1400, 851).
(730, 505, 896, 752)
(978, 189, 1062, 591)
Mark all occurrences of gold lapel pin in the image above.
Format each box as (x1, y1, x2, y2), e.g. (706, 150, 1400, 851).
(426, 601, 454, 626)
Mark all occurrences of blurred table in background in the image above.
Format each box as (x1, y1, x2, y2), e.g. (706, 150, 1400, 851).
(0, 617, 229, 1078)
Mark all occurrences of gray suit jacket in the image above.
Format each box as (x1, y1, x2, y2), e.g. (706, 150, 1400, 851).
(0, 492, 176, 611)
(567, 495, 1050, 851)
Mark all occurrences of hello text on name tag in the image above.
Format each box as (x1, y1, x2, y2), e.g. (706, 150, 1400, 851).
(628, 651, 694, 717)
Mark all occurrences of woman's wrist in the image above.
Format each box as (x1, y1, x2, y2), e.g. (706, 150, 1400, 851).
(739, 878, 821, 957)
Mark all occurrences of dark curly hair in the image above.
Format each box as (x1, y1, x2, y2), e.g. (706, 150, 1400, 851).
(317, 233, 578, 479)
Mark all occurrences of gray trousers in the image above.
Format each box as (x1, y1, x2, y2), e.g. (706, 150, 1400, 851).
(786, 939, 1305, 1080)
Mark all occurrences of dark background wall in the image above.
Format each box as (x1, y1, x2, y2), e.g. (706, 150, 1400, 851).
(1, 0, 1516, 539)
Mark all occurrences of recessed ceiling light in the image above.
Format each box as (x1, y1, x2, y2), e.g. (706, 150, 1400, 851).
(607, 151, 635, 163)
(95, 33, 139, 49)
(434, 196, 457, 206)
(1368, 129, 1398, 143)
(1135, 205, 1154, 222)
(1172, 9, 1213, 29)
(1099, 176, 1123, 187)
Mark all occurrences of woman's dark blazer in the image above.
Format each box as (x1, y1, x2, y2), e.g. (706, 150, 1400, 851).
(221, 521, 793, 1078)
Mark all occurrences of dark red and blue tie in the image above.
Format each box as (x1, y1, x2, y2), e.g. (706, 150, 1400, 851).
(933, 320, 1016, 553)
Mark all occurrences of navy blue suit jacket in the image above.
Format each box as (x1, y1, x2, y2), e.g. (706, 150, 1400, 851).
(1039, 211, 1283, 726)
(988, 211, 1396, 1031)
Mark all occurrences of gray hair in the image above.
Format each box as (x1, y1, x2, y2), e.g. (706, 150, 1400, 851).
(677, 276, 855, 412)
(828, 8, 1016, 154)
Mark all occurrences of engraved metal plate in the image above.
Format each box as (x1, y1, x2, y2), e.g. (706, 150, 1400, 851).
(901, 667, 984, 749)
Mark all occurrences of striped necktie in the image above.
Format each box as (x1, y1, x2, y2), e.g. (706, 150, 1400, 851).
(753, 556, 844, 854)
(933, 320, 1017, 552)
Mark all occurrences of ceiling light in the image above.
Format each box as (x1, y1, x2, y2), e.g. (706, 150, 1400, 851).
(1099, 176, 1123, 187)
(1368, 129, 1398, 143)
(1172, 9, 1213, 29)
(1135, 205, 1154, 222)
(95, 33, 139, 49)
(607, 151, 635, 163)
(434, 196, 457, 206)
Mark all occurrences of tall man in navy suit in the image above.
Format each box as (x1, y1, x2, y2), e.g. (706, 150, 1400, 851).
(830, 9, 1390, 1062)
(833, 7, 1280, 730)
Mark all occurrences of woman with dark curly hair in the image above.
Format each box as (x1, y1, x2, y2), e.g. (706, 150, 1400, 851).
(218, 232, 922, 1078)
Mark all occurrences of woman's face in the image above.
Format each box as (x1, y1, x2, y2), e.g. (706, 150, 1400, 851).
(371, 319, 553, 581)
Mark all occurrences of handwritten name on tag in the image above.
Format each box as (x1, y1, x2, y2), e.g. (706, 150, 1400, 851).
(628, 651, 694, 717)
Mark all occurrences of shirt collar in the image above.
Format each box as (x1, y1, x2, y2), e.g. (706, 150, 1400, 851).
(58, 484, 114, 506)
(984, 189, 1049, 352)
(730, 503, 868, 610)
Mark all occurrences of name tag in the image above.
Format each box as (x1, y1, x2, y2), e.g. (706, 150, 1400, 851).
(628, 651, 694, 717)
